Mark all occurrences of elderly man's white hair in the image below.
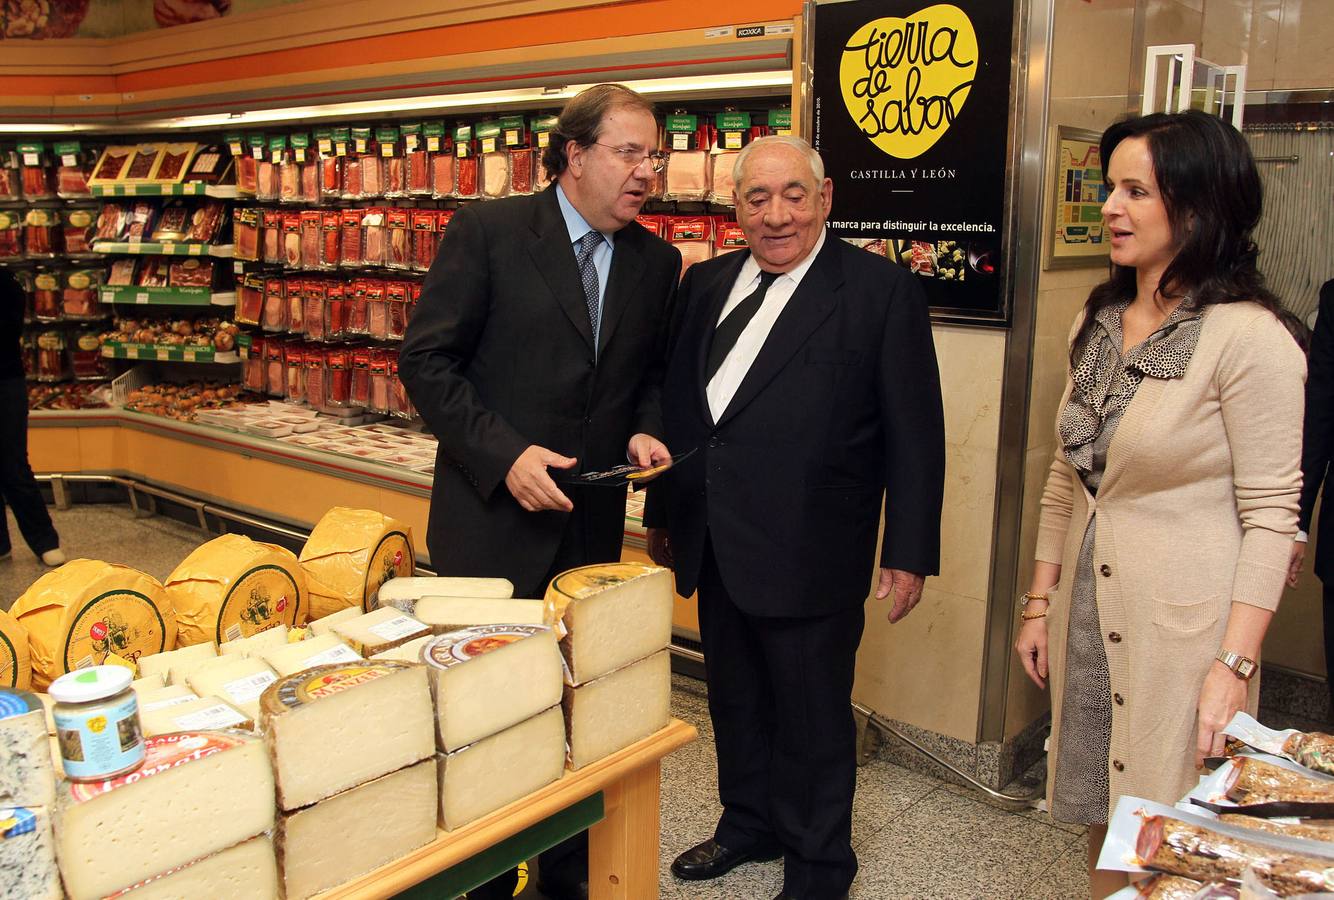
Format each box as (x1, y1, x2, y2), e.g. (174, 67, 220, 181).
(731, 134, 826, 186)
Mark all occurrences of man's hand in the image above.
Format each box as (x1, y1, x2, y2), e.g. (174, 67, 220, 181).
(646, 527, 673, 568)
(505, 445, 576, 512)
(1288, 540, 1307, 589)
(877, 568, 925, 623)
(627, 433, 671, 483)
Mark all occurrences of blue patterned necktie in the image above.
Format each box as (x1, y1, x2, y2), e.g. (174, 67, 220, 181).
(576, 230, 603, 347)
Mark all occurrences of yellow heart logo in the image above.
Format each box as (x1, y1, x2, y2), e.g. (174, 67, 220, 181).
(838, 4, 979, 160)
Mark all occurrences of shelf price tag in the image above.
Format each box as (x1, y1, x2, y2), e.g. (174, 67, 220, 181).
(352, 127, 372, 155)
(54, 141, 81, 167)
(768, 108, 792, 135)
(332, 127, 351, 157)
(500, 115, 526, 148)
(101, 346, 114, 358)
(123, 184, 138, 196)
(155, 348, 170, 361)
(17, 141, 43, 167)
(136, 292, 150, 304)
(314, 128, 333, 156)
(666, 114, 699, 151)
(183, 349, 196, 363)
(423, 121, 445, 154)
(454, 125, 473, 158)
(531, 115, 558, 150)
(225, 132, 245, 156)
(476, 121, 500, 156)
(376, 126, 399, 158)
(160, 242, 174, 254)
(401, 123, 422, 153)
(291, 132, 310, 164)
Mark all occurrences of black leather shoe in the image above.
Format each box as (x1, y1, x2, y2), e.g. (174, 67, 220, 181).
(771, 894, 848, 900)
(671, 838, 783, 881)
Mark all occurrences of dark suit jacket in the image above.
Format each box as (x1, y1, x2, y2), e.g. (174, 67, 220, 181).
(400, 187, 681, 594)
(1299, 280, 1334, 581)
(644, 236, 945, 617)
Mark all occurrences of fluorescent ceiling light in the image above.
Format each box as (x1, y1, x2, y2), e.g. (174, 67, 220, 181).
(0, 123, 98, 133)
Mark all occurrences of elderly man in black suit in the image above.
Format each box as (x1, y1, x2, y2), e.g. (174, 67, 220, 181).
(645, 135, 946, 900)
(400, 83, 681, 900)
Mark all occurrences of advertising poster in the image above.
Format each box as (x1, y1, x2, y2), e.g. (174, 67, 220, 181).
(810, 0, 1016, 323)
(1047, 126, 1110, 268)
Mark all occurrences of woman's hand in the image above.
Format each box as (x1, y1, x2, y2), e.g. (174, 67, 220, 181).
(1014, 615, 1050, 689)
(1196, 664, 1248, 768)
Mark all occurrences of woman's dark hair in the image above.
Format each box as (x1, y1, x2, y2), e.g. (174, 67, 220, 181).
(540, 83, 655, 183)
(1070, 109, 1280, 366)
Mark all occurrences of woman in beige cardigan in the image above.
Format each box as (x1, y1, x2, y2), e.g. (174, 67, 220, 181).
(1014, 110, 1304, 896)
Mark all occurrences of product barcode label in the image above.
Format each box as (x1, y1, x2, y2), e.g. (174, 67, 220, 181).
(672, 133, 690, 151)
(142, 692, 200, 712)
(224, 623, 244, 642)
(136, 292, 149, 304)
(222, 671, 278, 704)
(367, 615, 425, 642)
(75, 655, 95, 670)
(174, 703, 248, 731)
(302, 644, 363, 668)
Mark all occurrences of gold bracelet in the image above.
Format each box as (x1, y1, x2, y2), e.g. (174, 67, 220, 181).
(1020, 609, 1047, 620)
(1019, 591, 1049, 611)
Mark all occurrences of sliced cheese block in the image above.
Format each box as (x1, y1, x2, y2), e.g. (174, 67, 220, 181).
(34, 693, 55, 734)
(260, 633, 362, 677)
(0, 606, 32, 690)
(130, 673, 167, 696)
(10, 560, 176, 690)
(413, 596, 545, 635)
(186, 656, 277, 721)
(278, 760, 436, 900)
(114, 835, 278, 900)
(564, 649, 670, 770)
(423, 625, 563, 752)
(544, 563, 672, 685)
(330, 607, 429, 656)
(0, 689, 55, 807)
(139, 696, 253, 736)
(137, 684, 199, 712)
(378, 576, 514, 615)
(136, 641, 217, 686)
(261, 661, 434, 810)
(0, 804, 60, 900)
(298, 507, 415, 618)
(218, 625, 290, 658)
(53, 731, 275, 900)
(166, 534, 307, 646)
(307, 606, 362, 637)
(439, 705, 565, 830)
(368, 634, 432, 664)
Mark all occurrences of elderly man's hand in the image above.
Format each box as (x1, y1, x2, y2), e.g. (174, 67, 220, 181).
(877, 568, 925, 623)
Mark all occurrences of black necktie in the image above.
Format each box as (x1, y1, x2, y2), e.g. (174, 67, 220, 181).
(706, 270, 780, 382)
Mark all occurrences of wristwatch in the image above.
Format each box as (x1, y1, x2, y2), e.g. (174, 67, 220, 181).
(1215, 649, 1258, 681)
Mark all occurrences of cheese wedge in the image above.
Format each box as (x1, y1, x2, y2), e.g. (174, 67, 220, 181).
(186, 656, 277, 721)
(369, 634, 432, 663)
(260, 633, 363, 677)
(378, 576, 514, 615)
(544, 563, 672, 685)
(330, 607, 430, 656)
(137, 642, 218, 686)
(307, 606, 361, 637)
(564, 649, 670, 770)
(413, 596, 545, 635)
(278, 760, 437, 900)
(261, 661, 435, 810)
(137, 684, 199, 712)
(53, 731, 275, 900)
(423, 625, 563, 752)
(0, 606, 32, 690)
(115, 835, 278, 900)
(438, 705, 565, 830)
(139, 696, 253, 736)
(1, 804, 59, 900)
(130, 673, 167, 696)
(218, 625, 290, 658)
(0, 689, 54, 807)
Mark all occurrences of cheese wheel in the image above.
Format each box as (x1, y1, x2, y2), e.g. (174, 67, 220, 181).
(298, 508, 415, 619)
(11, 560, 176, 690)
(166, 534, 307, 646)
(0, 606, 32, 690)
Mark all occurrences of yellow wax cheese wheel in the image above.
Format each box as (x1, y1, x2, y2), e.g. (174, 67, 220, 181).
(0, 607, 32, 690)
(298, 508, 415, 619)
(11, 559, 176, 690)
(166, 534, 308, 646)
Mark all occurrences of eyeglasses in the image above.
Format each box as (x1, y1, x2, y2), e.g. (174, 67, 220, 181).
(592, 142, 668, 174)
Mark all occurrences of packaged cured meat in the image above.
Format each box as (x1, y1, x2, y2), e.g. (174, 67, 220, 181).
(285, 343, 305, 401)
(327, 280, 348, 339)
(1217, 813, 1334, 843)
(61, 207, 97, 256)
(481, 152, 511, 199)
(0, 156, 21, 201)
(365, 279, 388, 339)
(155, 143, 197, 183)
(233, 207, 260, 261)
(348, 279, 369, 334)
(385, 157, 407, 198)
(368, 350, 390, 414)
(668, 216, 715, 276)
(151, 201, 191, 242)
(89, 145, 134, 185)
(1222, 756, 1334, 809)
(341, 209, 363, 267)
(121, 144, 163, 181)
(136, 256, 169, 287)
(71, 332, 109, 381)
(236, 153, 259, 196)
(168, 258, 214, 288)
(266, 340, 286, 396)
(107, 259, 138, 286)
(256, 160, 280, 202)
(431, 153, 455, 198)
(456, 156, 479, 199)
(283, 212, 302, 269)
(663, 150, 709, 201)
(244, 336, 267, 392)
(715, 220, 748, 252)
(18, 142, 54, 199)
(326, 348, 352, 407)
(708, 151, 739, 205)
(35, 331, 67, 382)
(361, 155, 384, 198)
(389, 353, 414, 419)
(304, 280, 328, 341)
(313, 210, 338, 271)
(509, 148, 535, 196)
(351, 349, 372, 406)
(237, 274, 264, 326)
(262, 209, 284, 265)
(300, 162, 319, 202)
(386, 281, 409, 340)
(287, 278, 305, 334)
(263, 278, 287, 333)
(411, 210, 437, 273)
(124, 201, 157, 242)
(54, 141, 92, 198)
(31, 270, 61, 320)
(342, 157, 363, 199)
(0, 210, 21, 259)
(305, 348, 326, 406)
(321, 155, 343, 199)
(95, 203, 127, 243)
(407, 150, 431, 195)
(279, 160, 301, 203)
(1134, 814, 1334, 896)
(300, 210, 322, 270)
(1283, 731, 1334, 776)
(186, 145, 231, 184)
(61, 269, 103, 319)
(386, 208, 411, 270)
(362, 208, 388, 267)
(188, 199, 226, 243)
(23, 208, 60, 257)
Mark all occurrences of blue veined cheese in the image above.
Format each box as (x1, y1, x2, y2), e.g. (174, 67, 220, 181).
(543, 563, 672, 685)
(0, 804, 59, 900)
(0, 689, 54, 808)
(564, 650, 670, 770)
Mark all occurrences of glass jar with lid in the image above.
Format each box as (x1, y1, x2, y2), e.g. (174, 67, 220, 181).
(49, 665, 145, 781)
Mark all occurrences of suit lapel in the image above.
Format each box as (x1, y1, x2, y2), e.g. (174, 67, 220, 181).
(527, 189, 595, 354)
(715, 239, 843, 428)
(695, 252, 751, 424)
(597, 227, 645, 356)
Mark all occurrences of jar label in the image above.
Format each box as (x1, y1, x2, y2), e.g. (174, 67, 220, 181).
(52, 692, 144, 781)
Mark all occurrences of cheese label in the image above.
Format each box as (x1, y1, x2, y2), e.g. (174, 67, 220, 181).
(0, 688, 40, 721)
(298, 644, 362, 668)
(216, 565, 302, 644)
(64, 590, 170, 671)
(1, 805, 37, 838)
(142, 691, 199, 712)
(367, 615, 424, 642)
(364, 532, 414, 611)
(66, 731, 250, 803)
(0, 618, 22, 689)
(171, 703, 248, 731)
(220, 670, 277, 704)
(265, 660, 409, 713)
(425, 625, 550, 670)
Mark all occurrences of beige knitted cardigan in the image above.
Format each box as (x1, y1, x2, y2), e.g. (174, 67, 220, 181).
(1036, 300, 1305, 813)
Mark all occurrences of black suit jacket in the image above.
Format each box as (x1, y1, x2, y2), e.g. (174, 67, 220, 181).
(1299, 280, 1334, 581)
(400, 187, 681, 594)
(644, 236, 945, 617)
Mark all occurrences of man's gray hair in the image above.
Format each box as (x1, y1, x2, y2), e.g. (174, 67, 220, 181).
(731, 134, 826, 186)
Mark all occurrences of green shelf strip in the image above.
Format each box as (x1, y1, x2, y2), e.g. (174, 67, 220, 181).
(100, 341, 239, 363)
(92, 242, 236, 258)
(100, 285, 236, 307)
(395, 793, 604, 900)
(90, 183, 238, 198)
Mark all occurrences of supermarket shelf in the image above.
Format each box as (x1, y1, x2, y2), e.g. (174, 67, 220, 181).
(101, 285, 236, 307)
(92, 241, 235, 258)
(90, 183, 238, 199)
(100, 341, 239, 363)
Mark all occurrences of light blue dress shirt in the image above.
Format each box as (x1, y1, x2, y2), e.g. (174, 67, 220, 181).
(555, 184, 614, 349)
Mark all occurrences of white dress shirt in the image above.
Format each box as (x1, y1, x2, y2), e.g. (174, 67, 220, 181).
(706, 228, 827, 422)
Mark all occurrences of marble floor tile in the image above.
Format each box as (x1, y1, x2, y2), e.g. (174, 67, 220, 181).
(1021, 837, 1091, 900)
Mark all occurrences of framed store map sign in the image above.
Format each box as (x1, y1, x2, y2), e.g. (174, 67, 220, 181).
(1046, 126, 1110, 270)
(808, 0, 1017, 325)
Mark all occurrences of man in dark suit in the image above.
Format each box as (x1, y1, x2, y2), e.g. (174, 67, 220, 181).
(644, 136, 945, 900)
(1290, 278, 1334, 722)
(400, 83, 680, 900)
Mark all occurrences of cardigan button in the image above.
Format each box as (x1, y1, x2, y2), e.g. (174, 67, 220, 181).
(1108, 632, 1122, 643)
(1113, 759, 1125, 772)
(1099, 564, 1112, 577)
(1114, 693, 1124, 705)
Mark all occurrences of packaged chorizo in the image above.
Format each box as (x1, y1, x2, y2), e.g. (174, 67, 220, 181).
(0, 210, 23, 260)
(282, 211, 302, 270)
(17, 142, 54, 199)
(456, 156, 479, 199)
(365, 279, 388, 340)
(386, 280, 409, 340)
(320, 210, 341, 271)
(300, 210, 322, 270)
(411, 210, 437, 273)
(340, 208, 363, 268)
(23, 208, 60, 258)
(510, 148, 535, 196)
(386, 208, 411, 270)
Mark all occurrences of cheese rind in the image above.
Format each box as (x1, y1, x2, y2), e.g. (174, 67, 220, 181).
(413, 596, 545, 634)
(260, 633, 363, 676)
(53, 731, 276, 900)
(0, 606, 32, 690)
(139, 696, 253, 736)
(307, 607, 361, 637)
(438, 705, 565, 830)
(165, 534, 307, 646)
(544, 563, 673, 685)
(298, 507, 415, 618)
(0, 689, 55, 807)
(218, 625, 290, 658)
(330, 606, 429, 656)
(111, 835, 278, 900)
(136, 642, 217, 685)
(278, 760, 437, 900)
(186, 656, 277, 721)
(0, 804, 59, 900)
(423, 625, 564, 751)
(261, 661, 435, 810)
(564, 649, 670, 769)
(378, 576, 514, 615)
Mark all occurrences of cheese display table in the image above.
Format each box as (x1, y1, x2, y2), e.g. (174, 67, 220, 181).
(327, 719, 697, 900)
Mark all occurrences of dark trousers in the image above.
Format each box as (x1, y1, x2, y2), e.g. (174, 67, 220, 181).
(698, 539, 864, 900)
(0, 377, 58, 557)
(1324, 583, 1334, 723)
